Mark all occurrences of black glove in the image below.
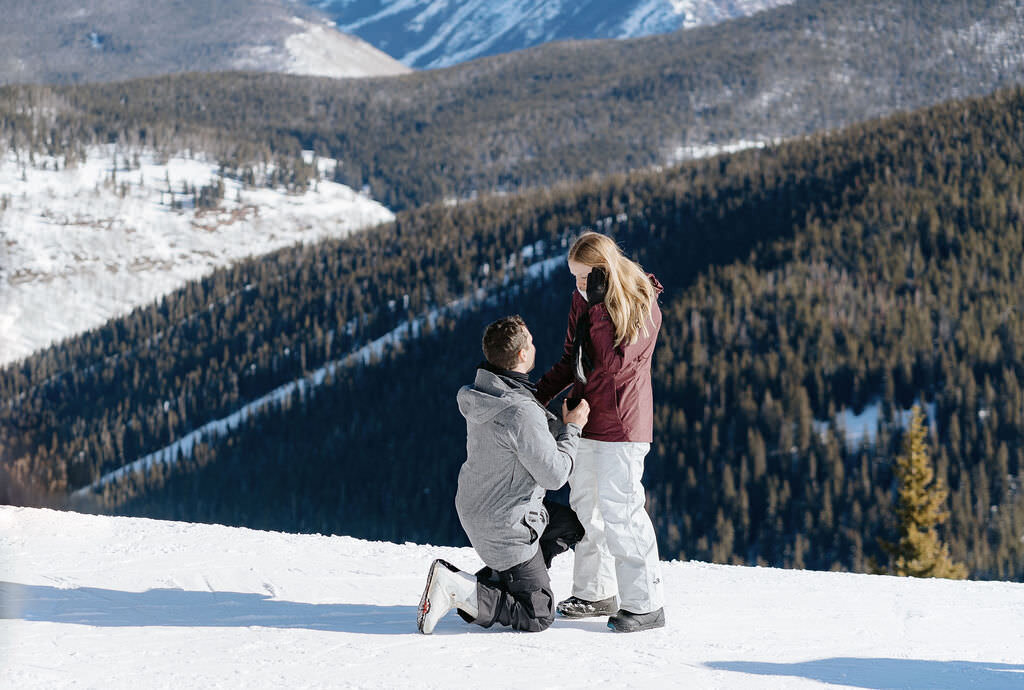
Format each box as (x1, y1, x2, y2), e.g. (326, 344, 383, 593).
(586, 266, 608, 304)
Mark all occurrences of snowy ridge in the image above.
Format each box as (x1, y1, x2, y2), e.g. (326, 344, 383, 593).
(320, 0, 795, 69)
(72, 250, 569, 496)
(281, 17, 412, 78)
(0, 1, 410, 86)
(229, 16, 410, 78)
(0, 147, 393, 367)
(2, 506, 1023, 688)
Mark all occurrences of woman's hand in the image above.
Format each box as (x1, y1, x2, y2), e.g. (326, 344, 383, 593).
(586, 267, 608, 304)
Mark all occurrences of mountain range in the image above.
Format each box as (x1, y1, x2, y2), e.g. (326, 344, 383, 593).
(5, 0, 1020, 214)
(317, 0, 796, 68)
(0, 0, 409, 86)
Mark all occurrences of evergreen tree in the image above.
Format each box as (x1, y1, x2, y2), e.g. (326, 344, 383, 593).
(882, 407, 968, 579)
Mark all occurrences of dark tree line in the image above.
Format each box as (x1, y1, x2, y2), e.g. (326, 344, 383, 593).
(4, 85, 1024, 579)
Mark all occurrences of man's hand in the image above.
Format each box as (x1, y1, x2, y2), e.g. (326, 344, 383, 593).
(562, 398, 590, 428)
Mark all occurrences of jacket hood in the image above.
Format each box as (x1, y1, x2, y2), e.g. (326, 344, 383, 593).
(457, 368, 532, 424)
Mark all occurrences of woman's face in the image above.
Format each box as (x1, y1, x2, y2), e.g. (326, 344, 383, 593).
(568, 259, 592, 293)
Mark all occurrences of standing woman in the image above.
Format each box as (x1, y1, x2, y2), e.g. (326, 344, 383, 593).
(535, 231, 665, 632)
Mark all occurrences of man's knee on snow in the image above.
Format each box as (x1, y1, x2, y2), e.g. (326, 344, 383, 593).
(511, 589, 555, 632)
(530, 615, 555, 632)
(514, 611, 554, 632)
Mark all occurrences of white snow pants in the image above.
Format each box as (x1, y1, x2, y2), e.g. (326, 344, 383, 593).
(568, 438, 664, 613)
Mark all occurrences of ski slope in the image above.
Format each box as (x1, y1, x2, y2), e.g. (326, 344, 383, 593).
(1, 506, 1022, 688)
(0, 147, 393, 366)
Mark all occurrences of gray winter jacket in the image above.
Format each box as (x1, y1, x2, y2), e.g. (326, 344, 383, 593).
(455, 368, 582, 572)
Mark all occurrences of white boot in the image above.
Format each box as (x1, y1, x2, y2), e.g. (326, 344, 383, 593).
(417, 559, 479, 634)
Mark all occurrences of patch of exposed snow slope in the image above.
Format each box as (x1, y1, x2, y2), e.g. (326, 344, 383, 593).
(283, 17, 412, 78)
(0, 147, 393, 366)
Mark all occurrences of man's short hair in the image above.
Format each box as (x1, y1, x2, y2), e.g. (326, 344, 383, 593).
(482, 315, 529, 370)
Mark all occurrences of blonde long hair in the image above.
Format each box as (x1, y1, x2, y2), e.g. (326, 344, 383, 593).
(569, 232, 655, 347)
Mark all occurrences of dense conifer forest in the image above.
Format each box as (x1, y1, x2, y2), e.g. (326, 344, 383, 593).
(1, 0, 1022, 209)
(4, 86, 1024, 579)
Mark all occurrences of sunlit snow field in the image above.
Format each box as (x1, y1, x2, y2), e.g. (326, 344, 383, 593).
(1, 507, 1022, 689)
(0, 147, 393, 366)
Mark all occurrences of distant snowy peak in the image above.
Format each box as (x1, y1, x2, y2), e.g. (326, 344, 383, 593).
(257, 17, 411, 79)
(316, 0, 796, 69)
(0, 0, 409, 86)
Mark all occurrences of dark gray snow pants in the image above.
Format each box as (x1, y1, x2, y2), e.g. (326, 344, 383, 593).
(461, 500, 584, 632)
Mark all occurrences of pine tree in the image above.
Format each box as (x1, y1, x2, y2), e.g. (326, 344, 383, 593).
(881, 406, 968, 579)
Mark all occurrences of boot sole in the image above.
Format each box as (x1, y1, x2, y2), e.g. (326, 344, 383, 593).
(607, 614, 666, 633)
(557, 608, 618, 619)
(557, 597, 618, 619)
(417, 559, 457, 633)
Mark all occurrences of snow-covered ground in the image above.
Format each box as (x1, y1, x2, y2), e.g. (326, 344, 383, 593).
(1, 506, 1022, 689)
(0, 147, 394, 366)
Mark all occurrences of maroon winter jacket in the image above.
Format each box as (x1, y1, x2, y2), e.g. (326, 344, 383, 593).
(535, 275, 663, 443)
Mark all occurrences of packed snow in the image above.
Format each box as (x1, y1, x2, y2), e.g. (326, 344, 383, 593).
(1, 506, 1022, 688)
(0, 147, 394, 366)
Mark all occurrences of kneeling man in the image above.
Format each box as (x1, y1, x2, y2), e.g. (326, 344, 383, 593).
(418, 315, 590, 633)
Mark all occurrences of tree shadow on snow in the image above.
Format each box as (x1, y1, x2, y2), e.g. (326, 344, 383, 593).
(0, 580, 419, 635)
(705, 658, 1024, 689)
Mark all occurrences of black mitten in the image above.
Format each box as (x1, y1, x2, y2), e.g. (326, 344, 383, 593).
(585, 267, 608, 305)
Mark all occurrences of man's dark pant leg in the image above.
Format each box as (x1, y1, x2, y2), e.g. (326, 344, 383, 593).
(540, 499, 585, 568)
(471, 549, 554, 632)
(465, 502, 583, 632)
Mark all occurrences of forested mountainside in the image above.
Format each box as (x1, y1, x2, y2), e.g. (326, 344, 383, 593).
(0, 0, 408, 86)
(3, 0, 1022, 210)
(316, 0, 793, 69)
(5, 86, 1024, 579)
